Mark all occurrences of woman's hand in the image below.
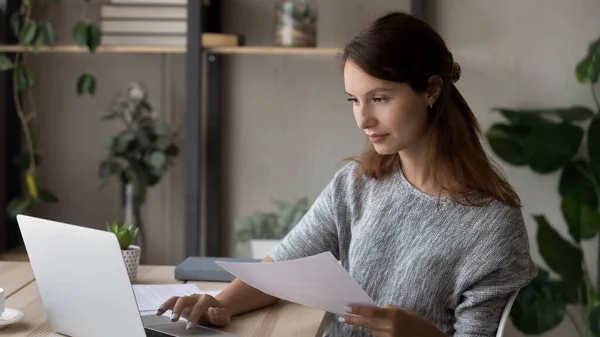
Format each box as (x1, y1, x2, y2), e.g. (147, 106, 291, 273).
(339, 304, 446, 337)
(156, 294, 232, 330)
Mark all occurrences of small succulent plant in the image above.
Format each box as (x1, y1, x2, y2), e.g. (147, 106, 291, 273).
(106, 221, 140, 250)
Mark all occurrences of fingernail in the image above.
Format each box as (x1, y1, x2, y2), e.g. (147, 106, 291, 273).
(186, 322, 193, 330)
(171, 313, 177, 320)
(158, 305, 164, 310)
(210, 307, 218, 316)
(338, 316, 346, 323)
(343, 306, 352, 313)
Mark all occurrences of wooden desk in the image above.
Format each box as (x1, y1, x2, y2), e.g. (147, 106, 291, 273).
(0, 261, 330, 336)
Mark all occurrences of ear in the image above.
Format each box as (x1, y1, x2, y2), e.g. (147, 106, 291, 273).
(426, 75, 443, 106)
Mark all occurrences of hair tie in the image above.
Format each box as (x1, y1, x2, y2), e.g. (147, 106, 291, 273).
(451, 61, 461, 83)
(448, 52, 461, 83)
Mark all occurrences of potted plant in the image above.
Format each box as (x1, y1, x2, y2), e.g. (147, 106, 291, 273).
(485, 36, 600, 336)
(234, 197, 310, 258)
(107, 221, 140, 282)
(98, 82, 181, 254)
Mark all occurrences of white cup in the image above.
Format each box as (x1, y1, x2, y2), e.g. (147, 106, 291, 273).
(0, 288, 5, 317)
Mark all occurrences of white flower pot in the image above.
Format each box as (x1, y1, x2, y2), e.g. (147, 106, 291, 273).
(250, 239, 281, 259)
(121, 245, 141, 282)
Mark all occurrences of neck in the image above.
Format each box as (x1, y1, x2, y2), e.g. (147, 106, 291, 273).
(398, 135, 448, 197)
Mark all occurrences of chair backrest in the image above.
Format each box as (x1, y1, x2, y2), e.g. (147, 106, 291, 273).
(496, 291, 519, 337)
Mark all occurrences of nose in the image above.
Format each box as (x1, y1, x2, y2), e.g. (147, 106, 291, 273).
(354, 105, 377, 130)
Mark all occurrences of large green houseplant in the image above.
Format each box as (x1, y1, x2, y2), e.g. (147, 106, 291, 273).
(485, 36, 600, 336)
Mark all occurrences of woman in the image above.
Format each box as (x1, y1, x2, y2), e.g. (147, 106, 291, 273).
(157, 11, 537, 337)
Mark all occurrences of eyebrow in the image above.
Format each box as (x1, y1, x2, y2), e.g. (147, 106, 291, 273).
(345, 87, 394, 96)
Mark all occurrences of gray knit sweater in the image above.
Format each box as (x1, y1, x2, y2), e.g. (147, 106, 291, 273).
(268, 162, 537, 337)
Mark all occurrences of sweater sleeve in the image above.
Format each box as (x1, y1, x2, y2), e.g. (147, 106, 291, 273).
(453, 207, 538, 337)
(267, 173, 341, 262)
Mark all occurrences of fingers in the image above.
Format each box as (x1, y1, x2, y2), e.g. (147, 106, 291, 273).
(343, 304, 381, 318)
(207, 306, 232, 326)
(171, 295, 197, 322)
(156, 295, 181, 316)
(339, 314, 373, 330)
(183, 294, 227, 329)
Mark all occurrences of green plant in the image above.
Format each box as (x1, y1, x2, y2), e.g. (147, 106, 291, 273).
(106, 221, 139, 250)
(234, 197, 310, 242)
(97, 82, 181, 206)
(1, 0, 101, 219)
(485, 36, 600, 336)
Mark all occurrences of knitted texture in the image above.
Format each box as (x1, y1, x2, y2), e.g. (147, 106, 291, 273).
(268, 162, 537, 337)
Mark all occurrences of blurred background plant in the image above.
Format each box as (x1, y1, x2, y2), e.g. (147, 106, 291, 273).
(485, 35, 600, 336)
(234, 196, 310, 242)
(98, 81, 181, 250)
(1, 0, 100, 219)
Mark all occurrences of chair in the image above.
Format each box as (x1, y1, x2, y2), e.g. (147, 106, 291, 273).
(496, 291, 519, 337)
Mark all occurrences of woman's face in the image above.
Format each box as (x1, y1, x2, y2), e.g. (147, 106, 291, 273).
(343, 61, 436, 155)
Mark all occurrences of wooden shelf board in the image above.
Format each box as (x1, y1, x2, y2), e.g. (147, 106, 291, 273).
(0, 33, 239, 54)
(0, 45, 341, 56)
(207, 46, 341, 55)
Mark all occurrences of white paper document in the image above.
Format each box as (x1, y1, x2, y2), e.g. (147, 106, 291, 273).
(133, 284, 203, 312)
(215, 252, 375, 316)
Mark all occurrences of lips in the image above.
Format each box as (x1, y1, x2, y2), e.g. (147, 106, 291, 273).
(367, 133, 389, 143)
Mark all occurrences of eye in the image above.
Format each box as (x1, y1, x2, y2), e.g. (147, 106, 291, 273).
(347, 97, 358, 104)
(373, 96, 387, 103)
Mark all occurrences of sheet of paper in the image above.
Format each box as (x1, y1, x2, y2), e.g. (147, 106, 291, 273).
(136, 287, 223, 316)
(215, 252, 375, 316)
(133, 284, 202, 312)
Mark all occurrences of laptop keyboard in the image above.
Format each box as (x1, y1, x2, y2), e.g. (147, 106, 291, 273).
(145, 327, 172, 337)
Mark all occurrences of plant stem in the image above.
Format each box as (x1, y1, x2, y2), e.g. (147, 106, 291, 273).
(592, 83, 600, 112)
(11, 53, 37, 185)
(567, 308, 586, 337)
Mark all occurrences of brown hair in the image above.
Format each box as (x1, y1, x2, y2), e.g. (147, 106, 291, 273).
(342, 11, 520, 208)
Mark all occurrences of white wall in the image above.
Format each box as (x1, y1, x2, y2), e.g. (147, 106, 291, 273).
(429, 0, 600, 336)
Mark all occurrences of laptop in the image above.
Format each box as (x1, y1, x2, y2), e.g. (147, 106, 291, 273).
(17, 214, 239, 337)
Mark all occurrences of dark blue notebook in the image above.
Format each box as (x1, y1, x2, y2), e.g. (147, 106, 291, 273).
(174, 256, 260, 282)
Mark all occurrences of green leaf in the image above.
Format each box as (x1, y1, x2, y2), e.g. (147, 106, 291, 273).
(6, 196, 31, 218)
(493, 108, 552, 126)
(12, 152, 41, 169)
(16, 65, 35, 92)
(535, 214, 583, 284)
(576, 37, 600, 84)
(38, 21, 56, 46)
(561, 191, 600, 242)
(591, 305, 600, 335)
(116, 131, 136, 153)
(19, 20, 37, 45)
(510, 268, 567, 334)
(486, 123, 531, 166)
(38, 189, 59, 203)
(588, 115, 600, 184)
(0, 54, 14, 71)
(149, 152, 166, 169)
(10, 12, 20, 38)
(559, 160, 597, 206)
(72, 21, 88, 47)
(86, 24, 101, 52)
(98, 160, 121, 179)
(524, 123, 583, 174)
(76, 73, 96, 96)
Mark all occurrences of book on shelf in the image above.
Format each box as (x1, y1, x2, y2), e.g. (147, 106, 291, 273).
(101, 20, 186, 34)
(109, 0, 188, 4)
(101, 35, 186, 46)
(101, 5, 187, 19)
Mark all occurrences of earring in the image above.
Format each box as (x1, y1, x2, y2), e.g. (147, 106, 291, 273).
(429, 104, 433, 109)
